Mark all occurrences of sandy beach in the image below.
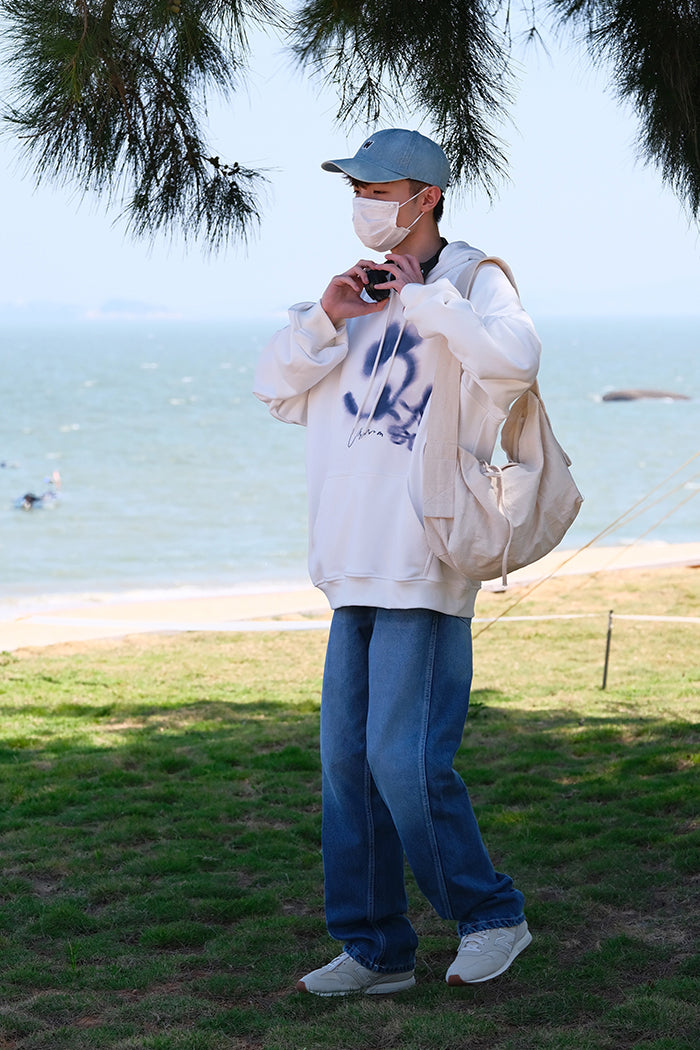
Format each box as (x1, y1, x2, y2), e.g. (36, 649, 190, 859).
(2, 541, 699, 653)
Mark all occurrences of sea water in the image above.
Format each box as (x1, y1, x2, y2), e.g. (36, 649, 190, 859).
(1, 315, 698, 608)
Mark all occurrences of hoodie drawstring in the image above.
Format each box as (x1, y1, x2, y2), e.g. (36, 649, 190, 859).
(347, 297, 407, 447)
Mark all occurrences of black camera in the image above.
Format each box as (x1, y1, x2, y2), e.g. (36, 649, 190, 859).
(365, 268, 395, 302)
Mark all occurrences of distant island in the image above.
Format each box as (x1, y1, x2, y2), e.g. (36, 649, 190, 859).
(602, 389, 692, 402)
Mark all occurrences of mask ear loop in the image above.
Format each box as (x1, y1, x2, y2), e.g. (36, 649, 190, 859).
(398, 192, 428, 235)
(396, 188, 426, 235)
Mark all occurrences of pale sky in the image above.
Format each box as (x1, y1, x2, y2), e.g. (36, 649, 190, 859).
(1, 21, 699, 321)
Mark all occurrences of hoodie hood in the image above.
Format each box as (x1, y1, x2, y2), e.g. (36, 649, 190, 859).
(426, 241, 484, 284)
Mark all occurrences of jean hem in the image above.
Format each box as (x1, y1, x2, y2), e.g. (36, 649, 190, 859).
(343, 944, 416, 975)
(457, 914, 526, 937)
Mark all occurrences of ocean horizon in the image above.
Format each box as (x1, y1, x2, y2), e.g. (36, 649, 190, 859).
(2, 313, 698, 611)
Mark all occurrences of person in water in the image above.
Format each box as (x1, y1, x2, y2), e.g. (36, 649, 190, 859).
(15, 471, 61, 511)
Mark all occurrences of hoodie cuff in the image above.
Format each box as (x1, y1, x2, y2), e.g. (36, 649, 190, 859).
(288, 300, 346, 347)
(400, 277, 461, 313)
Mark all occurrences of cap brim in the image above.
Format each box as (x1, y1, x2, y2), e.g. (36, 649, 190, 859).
(321, 157, 408, 183)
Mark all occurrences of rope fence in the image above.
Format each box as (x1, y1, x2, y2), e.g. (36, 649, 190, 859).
(474, 608, 700, 690)
(472, 450, 699, 688)
(473, 449, 700, 641)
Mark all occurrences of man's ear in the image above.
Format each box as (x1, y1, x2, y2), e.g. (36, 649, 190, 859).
(421, 185, 442, 213)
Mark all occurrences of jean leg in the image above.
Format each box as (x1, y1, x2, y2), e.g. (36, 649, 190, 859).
(366, 609, 525, 934)
(320, 607, 419, 972)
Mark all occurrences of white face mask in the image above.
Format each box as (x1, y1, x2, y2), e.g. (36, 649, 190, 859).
(351, 190, 425, 252)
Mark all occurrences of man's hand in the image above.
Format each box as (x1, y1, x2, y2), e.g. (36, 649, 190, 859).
(320, 260, 389, 327)
(377, 253, 424, 295)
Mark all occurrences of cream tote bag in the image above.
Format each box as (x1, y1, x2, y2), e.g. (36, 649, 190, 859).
(422, 257, 583, 584)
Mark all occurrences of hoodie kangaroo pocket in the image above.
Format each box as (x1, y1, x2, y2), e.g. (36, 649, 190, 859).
(308, 473, 439, 585)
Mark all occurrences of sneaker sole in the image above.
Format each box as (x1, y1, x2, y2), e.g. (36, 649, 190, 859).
(446, 929, 532, 986)
(365, 975, 416, 996)
(297, 974, 416, 996)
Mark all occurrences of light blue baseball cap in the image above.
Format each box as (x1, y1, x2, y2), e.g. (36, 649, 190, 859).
(322, 128, 451, 191)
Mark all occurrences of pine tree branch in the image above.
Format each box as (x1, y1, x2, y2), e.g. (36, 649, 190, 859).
(551, 0, 700, 217)
(290, 0, 514, 196)
(2, 0, 699, 246)
(1, 0, 285, 245)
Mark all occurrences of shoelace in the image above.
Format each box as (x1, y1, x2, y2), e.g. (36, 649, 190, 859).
(459, 929, 512, 953)
(458, 932, 490, 953)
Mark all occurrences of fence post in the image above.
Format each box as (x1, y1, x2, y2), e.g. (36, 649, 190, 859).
(601, 610, 613, 690)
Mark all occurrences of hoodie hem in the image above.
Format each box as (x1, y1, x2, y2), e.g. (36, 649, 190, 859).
(315, 575, 480, 618)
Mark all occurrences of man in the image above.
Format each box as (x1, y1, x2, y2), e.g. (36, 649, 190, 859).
(254, 128, 541, 995)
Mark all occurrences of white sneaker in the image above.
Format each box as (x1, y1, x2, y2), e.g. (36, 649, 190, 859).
(446, 921, 532, 985)
(297, 952, 416, 996)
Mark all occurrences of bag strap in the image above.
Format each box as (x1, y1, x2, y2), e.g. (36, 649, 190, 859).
(454, 260, 571, 470)
(459, 255, 519, 300)
(461, 260, 550, 407)
(426, 256, 524, 457)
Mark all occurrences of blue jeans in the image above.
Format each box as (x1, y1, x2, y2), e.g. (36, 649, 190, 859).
(320, 606, 525, 974)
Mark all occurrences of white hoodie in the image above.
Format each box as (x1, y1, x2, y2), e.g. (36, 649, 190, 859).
(254, 241, 541, 617)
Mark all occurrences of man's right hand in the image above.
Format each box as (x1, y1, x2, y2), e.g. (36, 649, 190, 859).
(320, 260, 390, 327)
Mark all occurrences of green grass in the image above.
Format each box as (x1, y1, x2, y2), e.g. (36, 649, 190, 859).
(0, 566, 698, 1049)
